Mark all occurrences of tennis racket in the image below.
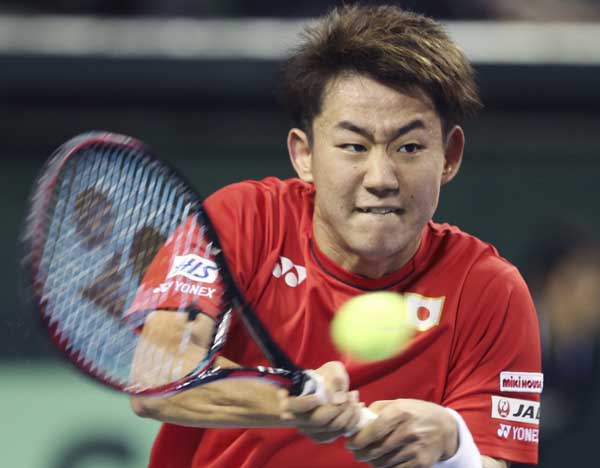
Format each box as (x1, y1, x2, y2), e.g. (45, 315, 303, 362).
(22, 131, 375, 430)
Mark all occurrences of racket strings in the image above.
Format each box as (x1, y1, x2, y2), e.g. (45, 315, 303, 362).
(34, 143, 212, 389)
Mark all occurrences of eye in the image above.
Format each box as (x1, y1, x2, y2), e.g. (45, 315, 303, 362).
(398, 143, 423, 154)
(339, 143, 367, 153)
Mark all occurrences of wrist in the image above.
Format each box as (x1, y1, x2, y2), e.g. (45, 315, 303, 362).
(435, 408, 482, 468)
(441, 406, 459, 460)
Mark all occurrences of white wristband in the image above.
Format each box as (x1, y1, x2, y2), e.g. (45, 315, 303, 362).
(434, 408, 482, 468)
(300, 370, 378, 437)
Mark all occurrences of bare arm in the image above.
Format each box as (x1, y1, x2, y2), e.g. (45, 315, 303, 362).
(286, 396, 512, 468)
(129, 310, 356, 429)
(129, 310, 289, 427)
(482, 456, 510, 468)
(131, 377, 289, 428)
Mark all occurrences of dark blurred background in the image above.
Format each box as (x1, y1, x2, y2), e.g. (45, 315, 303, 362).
(1, 1, 599, 466)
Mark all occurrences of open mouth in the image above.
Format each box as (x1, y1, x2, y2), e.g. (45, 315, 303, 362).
(356, 207, 403, 215)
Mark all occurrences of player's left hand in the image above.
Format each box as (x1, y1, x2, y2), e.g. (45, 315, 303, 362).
(346, 399, 458, 468)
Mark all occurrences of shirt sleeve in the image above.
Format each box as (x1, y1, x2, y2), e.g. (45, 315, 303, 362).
(125, 181, 268, 327)
(443, 255, 542, 465)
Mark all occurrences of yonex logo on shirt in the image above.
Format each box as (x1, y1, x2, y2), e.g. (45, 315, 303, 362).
(497, 424, 511, 438)
(496, 423, 539, 443)
(272, 256, 306, 287)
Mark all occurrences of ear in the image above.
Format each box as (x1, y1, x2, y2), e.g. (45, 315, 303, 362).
(287, 128, 314, 183)
(441, 125, 465, 185)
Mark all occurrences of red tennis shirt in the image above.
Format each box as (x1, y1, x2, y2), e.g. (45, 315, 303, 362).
(134, 177, 541, 467)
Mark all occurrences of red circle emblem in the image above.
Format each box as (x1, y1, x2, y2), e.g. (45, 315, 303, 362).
(498, 399, 510, 417)
(417, 306, 431, 321)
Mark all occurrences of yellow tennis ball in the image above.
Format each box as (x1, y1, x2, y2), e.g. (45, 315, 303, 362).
(331, 291, 415, 361)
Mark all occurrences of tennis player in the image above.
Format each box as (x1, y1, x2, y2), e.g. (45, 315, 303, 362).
(130, 5, 541, 467)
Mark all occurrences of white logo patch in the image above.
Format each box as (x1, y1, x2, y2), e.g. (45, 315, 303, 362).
(167, 254, 219, 283)
(500, 372, 544, 393)
(272, 256, 306, 287)
(405, 293, 444, 331)
(491, 396, 540, 425)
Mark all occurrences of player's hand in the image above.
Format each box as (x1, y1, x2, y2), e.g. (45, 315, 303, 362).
(278, 361, 363, 443)
(346, 399, 458, 468)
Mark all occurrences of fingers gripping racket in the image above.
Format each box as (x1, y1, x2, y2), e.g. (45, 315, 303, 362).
(22, 131, 375, 430)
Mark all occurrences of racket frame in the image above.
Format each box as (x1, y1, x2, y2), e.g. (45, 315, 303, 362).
(23, 131, 309, 397)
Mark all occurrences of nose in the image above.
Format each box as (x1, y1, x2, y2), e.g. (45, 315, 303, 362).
(362, 149, 399, 197)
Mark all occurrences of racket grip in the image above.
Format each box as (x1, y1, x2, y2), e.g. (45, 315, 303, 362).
(299, 369, 329, 403)
(346, 406, 378, 436)
(300, 370, 378, 436)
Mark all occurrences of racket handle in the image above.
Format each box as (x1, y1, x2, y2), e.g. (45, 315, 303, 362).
(299, 369, 329, 403)
(300, 370, 378, 436)
(346, 406, 378, 436)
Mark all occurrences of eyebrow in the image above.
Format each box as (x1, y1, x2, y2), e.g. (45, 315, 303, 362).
(334, 119, 426, 142)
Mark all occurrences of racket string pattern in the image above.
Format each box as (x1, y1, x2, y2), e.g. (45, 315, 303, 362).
(25, 136, 231, 392)
(23, 131, 379, 436)
(23, 132, 321, 402)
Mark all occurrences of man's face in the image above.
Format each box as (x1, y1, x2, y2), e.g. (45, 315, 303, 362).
(290, 73, 462, 276)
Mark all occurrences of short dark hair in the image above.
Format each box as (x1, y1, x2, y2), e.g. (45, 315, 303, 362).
(279, 4, 482, 139)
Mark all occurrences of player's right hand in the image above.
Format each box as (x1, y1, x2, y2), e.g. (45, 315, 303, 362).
(278, 361, 364, 442)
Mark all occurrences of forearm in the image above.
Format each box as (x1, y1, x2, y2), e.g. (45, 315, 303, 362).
(130, 311, 293, 428)
(481, 455, 509, 468)
(131, 355, 292, 428)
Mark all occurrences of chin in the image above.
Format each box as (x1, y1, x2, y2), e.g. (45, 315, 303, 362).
(350, 238, 408, 260)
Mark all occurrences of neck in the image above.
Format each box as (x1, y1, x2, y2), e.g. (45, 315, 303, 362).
(313, 223, 422, 279)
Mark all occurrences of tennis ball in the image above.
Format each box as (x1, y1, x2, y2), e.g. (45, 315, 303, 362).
(331, 291, 415, 361)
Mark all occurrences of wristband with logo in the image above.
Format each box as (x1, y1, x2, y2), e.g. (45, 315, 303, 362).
(434, 408, 482, 468)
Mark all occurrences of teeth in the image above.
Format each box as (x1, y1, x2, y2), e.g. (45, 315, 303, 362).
(359, 208, 398, 214)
